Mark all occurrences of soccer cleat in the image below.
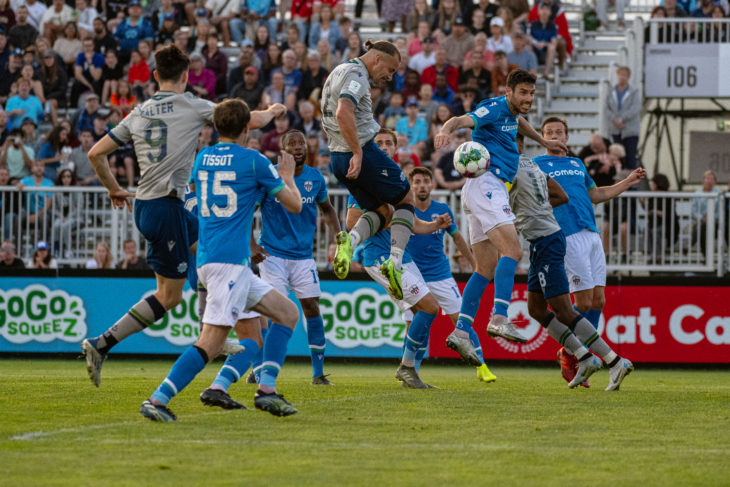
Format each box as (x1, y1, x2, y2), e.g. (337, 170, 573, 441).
(246, 370, 257, 384)
(311, 374, 334, 385)
(605, 358, 634, 391)
(486, 315, 528, 343)
(140, 399, 177, 422)
(557, 347, 578, 384)
(395, 364, 429, 389)
(476, 363, 497, 383)
(254, 390, 298, 416)
(333, 231, 353, 279)
(219, 339, 244, 357)
(379, 258, 404, 300)
(569, 355, 602, 389)
(445, 331, 482, 366)
(200, 388, 247, 409)
(582, 378, 591, 388)
(81, 337, 106, 387)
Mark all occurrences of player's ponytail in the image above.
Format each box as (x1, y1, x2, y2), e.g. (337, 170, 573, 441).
(364, 39, 401, 62)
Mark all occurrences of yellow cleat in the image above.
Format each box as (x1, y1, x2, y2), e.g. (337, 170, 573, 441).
(379, 258, 404, 300)
(477, 364, 497, 383)
(333, 231, 353, 279)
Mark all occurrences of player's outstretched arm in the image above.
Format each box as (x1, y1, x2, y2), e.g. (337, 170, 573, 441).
(517, 117, 569, 155)
(451, 230, 477, 271)
(335, 98, 363, 179)
(274, 151, 303, 213)
(413, 213, 452, 235)
(249, 103, 287, 130)
(547, 177, 569, 207)
(588, 168, 646, 204)
(434, 115, 474, 150)
(88, 135, 135, 211)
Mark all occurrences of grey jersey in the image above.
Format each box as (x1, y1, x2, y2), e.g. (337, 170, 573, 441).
(510, 155, 562, 241)
(320, 58, 380, 152)
(109, 91, 214, 200)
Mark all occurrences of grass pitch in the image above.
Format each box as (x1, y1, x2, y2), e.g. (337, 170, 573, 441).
(1, 358, 729, 486)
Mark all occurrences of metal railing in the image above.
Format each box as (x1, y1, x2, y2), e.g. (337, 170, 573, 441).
(646, 18, 730, 44)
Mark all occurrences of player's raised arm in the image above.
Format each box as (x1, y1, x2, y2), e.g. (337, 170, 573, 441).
(413, 213, 452, 235)
(434, 115, 475, 150)
(249, 103, 287, 130)
(518, 117, 568, 155)
(273, 151, 303, 213)
(88, 134, 135, 211)
(588, 168, 646, 204)
(546, 177, 569, 207)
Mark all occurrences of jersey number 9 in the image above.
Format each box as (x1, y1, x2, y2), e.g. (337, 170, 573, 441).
(144, 119, 168, 163)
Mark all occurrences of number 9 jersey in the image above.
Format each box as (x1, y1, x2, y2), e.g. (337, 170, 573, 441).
(109, 91, 215, 200)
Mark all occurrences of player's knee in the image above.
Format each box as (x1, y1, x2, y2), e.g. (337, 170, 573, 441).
(553, 307, 578, 326)
(592, 294, 605, 311)
(420, 295, 439, 315)
(157, 293, 182, 311)
(300, 298, 320, 318)
(528, 300, 549, 323)
(280, 299, 300, 328)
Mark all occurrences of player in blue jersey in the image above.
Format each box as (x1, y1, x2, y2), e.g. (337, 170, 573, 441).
(139, 99, 304, 421)
(406, 166, 497, 383)
(432, 69, 568, 365)
(533, 118, 644, 385)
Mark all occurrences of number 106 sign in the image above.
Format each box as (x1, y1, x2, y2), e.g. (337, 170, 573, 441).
(644, 44, 730, 98)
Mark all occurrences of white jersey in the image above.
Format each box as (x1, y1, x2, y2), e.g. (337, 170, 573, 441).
(320, 58, 380, 152)
(109, 91, 214, 200)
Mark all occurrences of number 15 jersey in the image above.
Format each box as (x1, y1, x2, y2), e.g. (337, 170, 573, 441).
(109, 91, 215, 201)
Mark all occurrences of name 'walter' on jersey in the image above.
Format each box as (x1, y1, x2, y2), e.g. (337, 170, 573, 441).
(320, 58, 380, 152)
(109, 91, 214, 200)
(192, 143, 284, 267)
(468, 96, 520, 183)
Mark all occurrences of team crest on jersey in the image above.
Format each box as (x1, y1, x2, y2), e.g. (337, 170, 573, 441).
(486, 192, 492, 199)
(502, 205, 511, 216)
(400, 172, 406, 181)
(571, 160, 580, 167)
(304, 180, 313, 192)
(573, 275, 581, 286)
(177, 262, 187, 273)
(409, 285, 420, 296)
(475, 107, 489, 117)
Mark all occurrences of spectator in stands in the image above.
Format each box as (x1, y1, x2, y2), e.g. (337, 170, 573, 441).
(434, 127, 467, 191)
(188, 52, 216, 100)
(253, 24, 271, 60)
(8, 6, 37, 51)
(691, 0, 715, 17)
(407, 0, 435, 32)
(527, 0, 572, 60)
(596, 0, 630, 29)
(71, 129, 98, 186)
(0, 1, 14, 35)
(85, 241, 114, 269)
(18, 63, 45, 105)
(235, 0, 279, 44)
(663, 0, 689, 18)
(706, 6, 728, 42)
(128, 49, 152, 100)
(0, 109, 7, 146)
(41, 0, 74, 44)
(282, 23, 301, 52)
(227, 42, 262, 91)
(274, 49, 303, 92)
(231, 65, 265, 109)
(691, 170, 721, 257)
(382, 91, 406, 128)
(464, 33, 495, 71)
(432, 72, 455, 105)
(0, 28, 7, 68)
(52, 21, 81, 75)
(421, 47, 459, 92)
(491, 50, 519, 95)
(0, 240, 24, 268)
(0, 48, 23, 105)
(205, 0, 238, 47)
(113, 0, 154, 66)
(451, 86, 478, 116)
(645, 173, 678, 263)
(21, 0, 45, 33)
(432, 0, 460, 36)
(407, 21, 432, 57)
(91, 113, 107, 142)
(294, 100, 321, 137)
(316, 38, 334, 71)
(530, 5, 561, 79)
(75, 0, 99, 37)
(299, 50, 328, 101)
(508, 31, 538, 76)
(381, 0, 412, 32)
(308, 4, 341, 51)
(487, 17, 513, 54)
(75, 93, 101, 134)
(28, 240, 58, 269)
(20, 118, 41, 154)
(470, 0, 500, 28)
(69, 36, 103, 107)
(605, 65, 642, 170)
(16, 159, 53, 238)
(1, 128, 34, 182)
(117, 239, 149, 270)
(416, 83, 439, 130)
(261, 114, 291, 159)
(469, 7, 490, 36)
(263, 42, 283, 79)
(587, 140, 620, 187)
(109, 80, 137, 116)
(202, 30, 228, 96)
(6, 79, 43, 131)
(156, 13, 178, 46)
(40, 49, 66, 126)
(442, 15, 475, 67)
(38, 124, 73, 181)
(340, 31, 365, 63)
(460, 45, 492, 98)
(51, 168, 81, 253)
(100, 50, 123, 105)
(263, 69, 297, 110)
(579, 133, 611, 165)
(92, 17, 117, 55)
(334, 16, 353, 58)
(196, 122, 217, 152)
(429, 102, 454, 164)
(396, 100, 428, 159)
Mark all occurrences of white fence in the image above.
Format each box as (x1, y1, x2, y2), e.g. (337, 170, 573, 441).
(646, 18, 730, 44)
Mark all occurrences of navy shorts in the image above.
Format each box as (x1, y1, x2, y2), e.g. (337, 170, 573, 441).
(134, 196, 197, 279)
(527, 230, 570, 299)
(331, 140, 410, 211)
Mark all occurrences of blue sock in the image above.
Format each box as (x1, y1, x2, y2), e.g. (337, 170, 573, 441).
(259, 323, 293, 388)
(151, 346, 207, 406)
(414, 335, 429, 372)
(403, 311, 436, 365)
(492, 257, 519, 317)
(455, 273, 490, 332)
(468, 327, 485, 364)
(585, 309, 602, 329)
(306, 316, 326, 378)
(212, 338, 260, 392)
(252, 326, 268, 383)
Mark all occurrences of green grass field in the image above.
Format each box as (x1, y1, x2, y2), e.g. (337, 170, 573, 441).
(1, 358, 729, 486)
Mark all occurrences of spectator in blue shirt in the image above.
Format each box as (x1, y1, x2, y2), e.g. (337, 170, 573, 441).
(75, 94, 101, 134)
(231, 0, 279, 46)
(396, 100, 429, 159)
(5, 78, 43, 130)
(113, 0, 153, 65)
(70, 37, 104, 107)
(271, 49, 302, 92)
(16, 159, 54, 237)
(529, 4, 560, 79)
(431, 72, 455, 105)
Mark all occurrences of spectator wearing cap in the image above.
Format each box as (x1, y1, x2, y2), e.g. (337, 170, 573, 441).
(29, 241, 57, 268)
(421, 47, 459, 92)
(459, 45, 492, 97)
(92, 17, 117, 55)
(491, 50, 519, 95)
(6, 79, 43, 131)
(230, 65, 265, 109)
(70, 37, 104, 107)
(0, 241, 25, 269)
(1, 128, 34, 181)
(299, 49, 329, 101)
(487, 17, 513, 53)
(75, 94, 101, 133)
(396, 100, 429, 159)
(507, 31, 538, 76)
(113, 0, 154, 66)
(40, 0, 73, 44)
(234, 0, 279, 46)
(409, 35, 436, 74)
(74, 0, 99, 36)
(7, 6, 37, 51)
(441, 15, 475, 67)
(188, 52, 217, 100)
(0, 48, 22, 103)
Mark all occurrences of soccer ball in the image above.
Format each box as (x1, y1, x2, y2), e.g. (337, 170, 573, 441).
(453, 141, 490, 178)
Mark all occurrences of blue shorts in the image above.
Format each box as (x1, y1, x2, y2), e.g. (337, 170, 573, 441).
(527, 230, 570, 299)
(134, 196, 197, 279)
(331, 140, 410, 211)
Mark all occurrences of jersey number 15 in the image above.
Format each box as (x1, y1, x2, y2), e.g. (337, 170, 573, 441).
(198, 170, 237, 218)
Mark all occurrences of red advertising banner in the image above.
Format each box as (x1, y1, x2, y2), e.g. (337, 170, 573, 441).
(428, 283, 730, 363)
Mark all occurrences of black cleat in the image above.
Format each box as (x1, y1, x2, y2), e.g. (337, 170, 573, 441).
(254, 390, 298, 416)
(311, 374, 334, 385)
(200, 388, 247, 410)
(140, 399, 177, 422)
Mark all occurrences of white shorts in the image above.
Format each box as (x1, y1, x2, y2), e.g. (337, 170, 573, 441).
(365, 261, 431, 312)
(462, 171, 516, 245)
(198, 263, 273, 327)
(564, 229, 606, 293)
(259, 255, 321, 299)
(403, 276, 462, 321)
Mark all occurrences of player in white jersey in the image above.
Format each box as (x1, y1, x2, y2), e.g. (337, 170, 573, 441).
(80, 44, 286, 388)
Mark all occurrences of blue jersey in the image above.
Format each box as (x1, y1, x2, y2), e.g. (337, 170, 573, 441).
(533, 155, 598, 236)
(469, 96, 520, 183)
(259, 165, 328, 260)
(192, 143, 284, 267)
(409, 200, 457, 282)
(347, 195, 413, 267)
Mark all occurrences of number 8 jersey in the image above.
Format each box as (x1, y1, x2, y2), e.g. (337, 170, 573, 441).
(109, 91, 215, 200)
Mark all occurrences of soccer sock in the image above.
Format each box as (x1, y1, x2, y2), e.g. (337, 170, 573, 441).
(259, 323, 294, 388)
(349, 211, 382, 247)
(306, 316, 326, 378)
(252, 326, 268, 383)
(97, 295, 166, 354)
(402, 311, 436, 367)
(492, 256, 519, 317)
(210, 338, 260, 392)
(455, 273, 490, 333)
(571, 315, 618, 364)
(468, 327, 485, 364)
(544, 314, 590, 360)
(389, 204, 415, 269)
(151, 345, 208, 406)
(414, 335, 429, 372)
(585, 309, 602, 329)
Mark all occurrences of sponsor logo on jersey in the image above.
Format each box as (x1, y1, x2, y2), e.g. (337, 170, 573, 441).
(348, 80, 362, 92)
(548, 169, 584, 178)
(474, 107, 489, 117)
(304, 180, 313, 192)
(381, 169, 388, 177)
(168, 240, 176, 251)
